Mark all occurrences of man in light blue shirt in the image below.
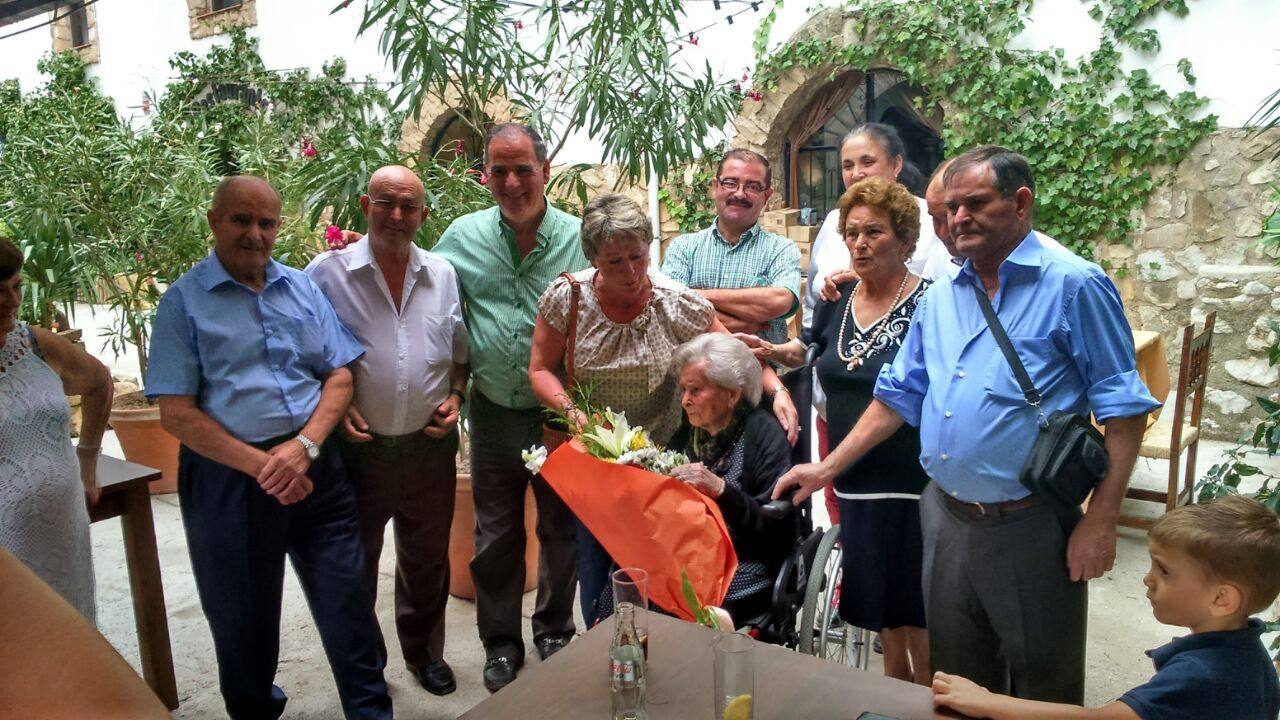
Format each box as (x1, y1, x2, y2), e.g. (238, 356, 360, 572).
(146, 176, 392, 720)
(775, 147, 1158, 704)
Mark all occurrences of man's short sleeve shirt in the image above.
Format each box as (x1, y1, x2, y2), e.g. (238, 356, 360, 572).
(145, 254, 364, 443)
(660, 222, 800, 344)
(1118, 619, 1280, 720)
(432, 202, 588, 410)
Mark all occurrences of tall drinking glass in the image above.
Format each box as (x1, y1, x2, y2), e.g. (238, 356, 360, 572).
(612, 567, 649, 659)
(713, 632, 754, 720)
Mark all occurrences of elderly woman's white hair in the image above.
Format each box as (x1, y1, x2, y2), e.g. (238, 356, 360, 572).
(671, 333, 763, 406)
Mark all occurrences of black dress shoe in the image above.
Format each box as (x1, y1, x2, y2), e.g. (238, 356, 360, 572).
(534, 632, 573, 661)
(415, 660, 457, 696)
(483, 655, 520, 693)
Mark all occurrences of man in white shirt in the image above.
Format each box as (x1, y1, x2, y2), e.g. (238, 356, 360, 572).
(307, 165, 469, 697)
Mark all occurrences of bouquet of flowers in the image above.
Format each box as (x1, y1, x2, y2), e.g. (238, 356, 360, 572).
(520, 395, 737, 620)
(522, 406, 687, 477)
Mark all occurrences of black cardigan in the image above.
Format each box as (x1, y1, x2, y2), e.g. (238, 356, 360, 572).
(669, 407, 800, 572)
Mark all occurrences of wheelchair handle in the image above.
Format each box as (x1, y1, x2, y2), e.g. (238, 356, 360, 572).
(759, 487, 800, 521)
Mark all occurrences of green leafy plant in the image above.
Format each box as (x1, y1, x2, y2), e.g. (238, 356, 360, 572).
(346, 0, 743, 183)
(658, 158, 718, 235)
(751, 0, 1216, 259)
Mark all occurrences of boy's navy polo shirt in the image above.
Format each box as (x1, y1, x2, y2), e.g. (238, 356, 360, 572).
(1119, 619, 1280, 720)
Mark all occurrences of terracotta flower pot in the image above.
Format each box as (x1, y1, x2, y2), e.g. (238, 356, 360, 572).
(448, 473, 540, 599)
(109, 395, 179, 494)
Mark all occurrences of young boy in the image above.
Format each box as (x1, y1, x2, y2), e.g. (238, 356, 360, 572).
(932, 494, 1280, 719)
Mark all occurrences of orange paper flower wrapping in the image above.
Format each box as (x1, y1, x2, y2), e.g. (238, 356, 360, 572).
(539, 441, 738, 620)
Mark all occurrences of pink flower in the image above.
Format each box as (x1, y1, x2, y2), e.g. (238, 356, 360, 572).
(750, 91, 763, 102)
(325, 225, 345, 249)
(742, 72, 749, 82)
(452, 138, 465, 156)
(301, 138, 317, 157)
(514, 20, 523, 30)
(479, 172, 489, 186)
(688, 33, 698, 45)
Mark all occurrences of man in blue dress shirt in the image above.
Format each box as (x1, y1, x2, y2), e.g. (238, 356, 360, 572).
(776, 146, 1159, 703)
(146, 176, 393, 719)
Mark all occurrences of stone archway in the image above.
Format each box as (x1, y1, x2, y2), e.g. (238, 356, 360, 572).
(730, 8, 942, 204)
(398, 86, 519, 165)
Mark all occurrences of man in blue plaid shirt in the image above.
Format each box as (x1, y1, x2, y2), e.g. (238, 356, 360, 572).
(661, 149, 801, 345)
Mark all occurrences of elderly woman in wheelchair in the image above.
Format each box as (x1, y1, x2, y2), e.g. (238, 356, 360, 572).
(659, 333, 803, 629)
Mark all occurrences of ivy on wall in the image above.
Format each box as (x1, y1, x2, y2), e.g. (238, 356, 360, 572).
(752, 0, 1216, 259)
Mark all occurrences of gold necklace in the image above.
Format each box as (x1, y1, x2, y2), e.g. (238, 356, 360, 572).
(836, 272, 911, 371)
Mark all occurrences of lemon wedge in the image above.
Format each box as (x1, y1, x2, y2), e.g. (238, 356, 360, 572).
(722, 693, 752, 720)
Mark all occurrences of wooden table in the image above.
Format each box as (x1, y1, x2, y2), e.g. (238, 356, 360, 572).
(91, 455, 179, 710)
(1133, 330, 1171, 424)
(462, 613, 967, 719)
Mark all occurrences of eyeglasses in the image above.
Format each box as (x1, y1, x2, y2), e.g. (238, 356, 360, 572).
(716, 177, 768, 195)
(369, 198, 424, 214)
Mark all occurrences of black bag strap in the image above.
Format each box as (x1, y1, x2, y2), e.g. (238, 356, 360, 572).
(971, 283, 1044, 416)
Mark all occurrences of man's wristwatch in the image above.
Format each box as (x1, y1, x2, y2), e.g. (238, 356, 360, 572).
(295, 433, 320, 461)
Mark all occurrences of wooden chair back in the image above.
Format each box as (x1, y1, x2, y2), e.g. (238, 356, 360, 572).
(1167, 312, 1215, 446)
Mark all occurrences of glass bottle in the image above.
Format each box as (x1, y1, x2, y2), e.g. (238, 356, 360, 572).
(609, 602, 648, 720)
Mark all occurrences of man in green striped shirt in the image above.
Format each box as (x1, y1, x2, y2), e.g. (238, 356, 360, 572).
(661, 149, 801, 345)
(433, 124, 588, 692)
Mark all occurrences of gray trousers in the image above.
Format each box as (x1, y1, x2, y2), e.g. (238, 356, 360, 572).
(469, 390, 578, 659)
(341, 430, 458, 672)
(920, 481, 1087, 703)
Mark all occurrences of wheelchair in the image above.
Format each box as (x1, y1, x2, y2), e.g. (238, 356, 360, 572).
(738, 344, 874, 669)
(739, 496, 872, 670)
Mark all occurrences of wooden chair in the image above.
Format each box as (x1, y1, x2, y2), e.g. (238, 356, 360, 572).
(1119, 312, 1216, 530)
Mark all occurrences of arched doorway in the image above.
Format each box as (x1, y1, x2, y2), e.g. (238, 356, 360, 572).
(784, 69, 942, 222)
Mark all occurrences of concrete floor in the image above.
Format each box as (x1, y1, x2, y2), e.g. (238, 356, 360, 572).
(70, 303, 1279, 717)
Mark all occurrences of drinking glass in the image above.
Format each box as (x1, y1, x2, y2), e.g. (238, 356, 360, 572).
(612, 567, 649, 659)
(713, 632, 754, 720)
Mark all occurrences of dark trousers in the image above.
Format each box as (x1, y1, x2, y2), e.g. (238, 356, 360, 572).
(468, 390, 578, 659)
(920, 481, 1087, 704)
(178, 442, 392, 720)
(575, 519, 613, 627)
(341, 429, 458, 672)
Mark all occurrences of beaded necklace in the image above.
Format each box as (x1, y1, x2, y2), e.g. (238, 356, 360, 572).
(836, 272, 910, 371)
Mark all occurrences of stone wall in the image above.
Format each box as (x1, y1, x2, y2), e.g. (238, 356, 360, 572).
(185, 0, 257, 41)
(1101, 129, 1280, 440)
(50, 2, 99, 65)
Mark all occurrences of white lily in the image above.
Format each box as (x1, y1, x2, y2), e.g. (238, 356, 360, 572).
(583, 408, 637, 459)
(521, 445, 548, 474)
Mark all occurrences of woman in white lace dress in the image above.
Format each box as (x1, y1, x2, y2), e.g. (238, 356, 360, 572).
(0, 238, 114, 622)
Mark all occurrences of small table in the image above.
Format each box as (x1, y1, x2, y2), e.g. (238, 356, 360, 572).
(461, 613, 966, 719)
(91, 456, 179, 710)
(1133, 330, 1171, 424)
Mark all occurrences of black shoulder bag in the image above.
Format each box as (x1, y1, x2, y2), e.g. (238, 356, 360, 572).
(972, 285, 1109, 527)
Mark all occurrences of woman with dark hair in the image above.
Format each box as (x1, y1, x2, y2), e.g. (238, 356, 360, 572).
(0, 237, 114, 622)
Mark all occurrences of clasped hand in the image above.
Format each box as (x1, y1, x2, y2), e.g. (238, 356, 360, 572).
(256, 439, 313, 506)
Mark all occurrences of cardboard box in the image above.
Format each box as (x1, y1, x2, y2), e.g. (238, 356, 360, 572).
(788, 225, 818, 244)
(796, 242, 812, 269)
(760, 208, 801, 228)
(760, 221, 787, 236)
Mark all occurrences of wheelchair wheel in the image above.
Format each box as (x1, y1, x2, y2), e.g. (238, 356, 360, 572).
(798, 524, 871, 668)
(798, 524, 839, 656)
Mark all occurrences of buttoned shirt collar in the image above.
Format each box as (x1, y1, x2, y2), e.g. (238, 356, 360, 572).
(497, 198, 556, 246)
(347, 233, 430, 278)
(711, 220, 760, 247)
(198, 251, 287, 292)
(954, 230, 1042, 288)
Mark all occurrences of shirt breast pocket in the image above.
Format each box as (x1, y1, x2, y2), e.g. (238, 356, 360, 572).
(421, 315, 454, 367)
(284, 316, 326, 372)
(983, 335, 1054, 405)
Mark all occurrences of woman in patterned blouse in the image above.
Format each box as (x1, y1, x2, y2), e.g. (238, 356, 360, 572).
(741, 177, 933, 685)
(528, 193, 798, 624)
